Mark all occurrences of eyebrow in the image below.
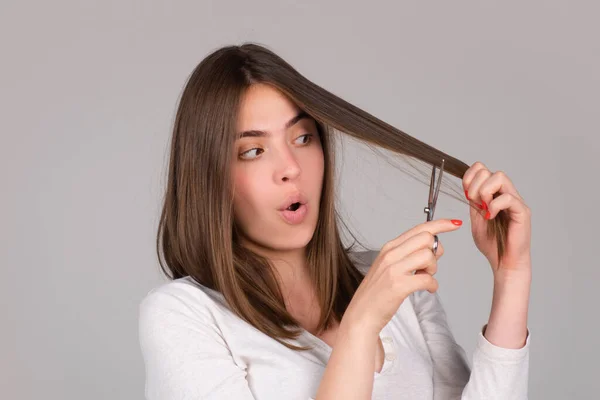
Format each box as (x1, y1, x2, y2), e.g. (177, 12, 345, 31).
(236, 111, 311, 140)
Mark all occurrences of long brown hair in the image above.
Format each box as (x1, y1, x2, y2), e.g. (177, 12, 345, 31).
(156, 42, 509, 351)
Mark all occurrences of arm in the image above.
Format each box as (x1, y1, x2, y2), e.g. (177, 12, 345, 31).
(138, 289, 256, 400)
(411, 288, 530, 400)
(485, 269, 531, 349)
(313, 318, 379, 400)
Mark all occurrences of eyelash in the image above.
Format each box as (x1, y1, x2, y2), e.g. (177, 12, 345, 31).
(238, 134, 314, 160)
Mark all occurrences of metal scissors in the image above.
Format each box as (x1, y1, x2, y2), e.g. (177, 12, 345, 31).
(424, 159, 445, 254)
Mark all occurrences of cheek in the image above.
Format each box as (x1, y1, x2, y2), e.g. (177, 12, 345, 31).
(232, 168, 264, 213)
(307, 147, 325, 180)
(232, 170, 249, 207)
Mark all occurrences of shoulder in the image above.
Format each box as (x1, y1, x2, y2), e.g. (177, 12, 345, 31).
(138, 277, 229, 333)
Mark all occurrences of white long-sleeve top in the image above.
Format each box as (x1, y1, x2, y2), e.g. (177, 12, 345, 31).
(138, 250, 530, 399)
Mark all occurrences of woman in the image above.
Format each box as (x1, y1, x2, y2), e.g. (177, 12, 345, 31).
(139, 43, 532, 399)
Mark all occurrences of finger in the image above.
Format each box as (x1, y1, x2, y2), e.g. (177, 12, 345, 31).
(477, 171, 524, 210)
(381, 219, 461, 254)
(486, 192, 531, 223)
(462, 161, 488, 197)
(465, 168, 492, 205)
(385, 230, 445, 263)
(408, 272, 439, 294)
(396, 247, 438, 276)
(373, 231, 441, 279)
(373, 233, 443, 281)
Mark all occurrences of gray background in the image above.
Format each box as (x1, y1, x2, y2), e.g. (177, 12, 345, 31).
(1, 1, 596, 399)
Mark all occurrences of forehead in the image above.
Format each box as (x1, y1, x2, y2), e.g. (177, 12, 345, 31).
(236, 84, 303, 133)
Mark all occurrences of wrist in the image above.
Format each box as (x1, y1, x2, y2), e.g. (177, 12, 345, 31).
(339, 314, 380, 344)
(486, 276, 531, 348)
(493, 268, 532, 288)
(493, 256, 532, 285)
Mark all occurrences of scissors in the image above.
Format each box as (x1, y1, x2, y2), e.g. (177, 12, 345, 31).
(424, 159, 445, 255)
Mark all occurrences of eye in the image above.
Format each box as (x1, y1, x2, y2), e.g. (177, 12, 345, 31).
(295, 133, 313, 145)
(238, 134, 314, 160)
(239, 147, 264, 160)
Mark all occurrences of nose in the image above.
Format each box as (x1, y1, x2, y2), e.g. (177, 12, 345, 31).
(274, 146, 301, 183)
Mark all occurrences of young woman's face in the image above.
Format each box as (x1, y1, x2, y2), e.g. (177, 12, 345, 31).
(232, 84, 324, 253)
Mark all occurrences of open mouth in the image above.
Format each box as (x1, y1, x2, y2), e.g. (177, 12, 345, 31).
(286, 202, 301, 211)
(279, 201, 308, 224)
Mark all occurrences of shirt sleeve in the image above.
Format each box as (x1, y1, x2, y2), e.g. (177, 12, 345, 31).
(138, 287, 257, 400)
(410, 289, 531, 400)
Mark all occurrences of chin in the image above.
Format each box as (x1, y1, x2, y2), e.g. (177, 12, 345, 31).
(272, 226, 316, 250)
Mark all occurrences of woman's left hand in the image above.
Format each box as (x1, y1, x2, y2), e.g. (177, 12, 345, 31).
(462, 162, 532, 278)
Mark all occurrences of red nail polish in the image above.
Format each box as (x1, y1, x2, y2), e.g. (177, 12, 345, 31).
(451, 219, 463, 226)
(476, 203, 484, 210)
(481, 200, 488, 211)
(464, 190, 469, 200)
(485, 210, 491, 220)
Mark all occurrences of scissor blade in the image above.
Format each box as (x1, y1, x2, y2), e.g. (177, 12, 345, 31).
(428, 165, 436, 204)
(430, 159, 445, 219)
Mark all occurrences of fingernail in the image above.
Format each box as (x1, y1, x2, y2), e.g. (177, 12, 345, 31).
(451, 219, 463, 226)
(485, 210, 491, 220)
(464, 190, 469, 200)
(481, 200, 488, 211)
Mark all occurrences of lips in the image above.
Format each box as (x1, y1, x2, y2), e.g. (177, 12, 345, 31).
(277, 192, 308, 211)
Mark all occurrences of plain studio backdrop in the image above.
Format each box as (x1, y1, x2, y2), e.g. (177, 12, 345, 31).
(1, 1, 596, 399)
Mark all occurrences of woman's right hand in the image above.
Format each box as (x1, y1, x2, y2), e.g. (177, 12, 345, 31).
(342, 218, 464, 337)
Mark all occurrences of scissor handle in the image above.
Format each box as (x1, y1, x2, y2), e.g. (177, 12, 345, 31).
(424, 205, 433, 221)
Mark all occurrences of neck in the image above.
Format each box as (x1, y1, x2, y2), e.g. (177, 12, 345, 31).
(239, 237, 313, 297)
(238, 237, 325, 333)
